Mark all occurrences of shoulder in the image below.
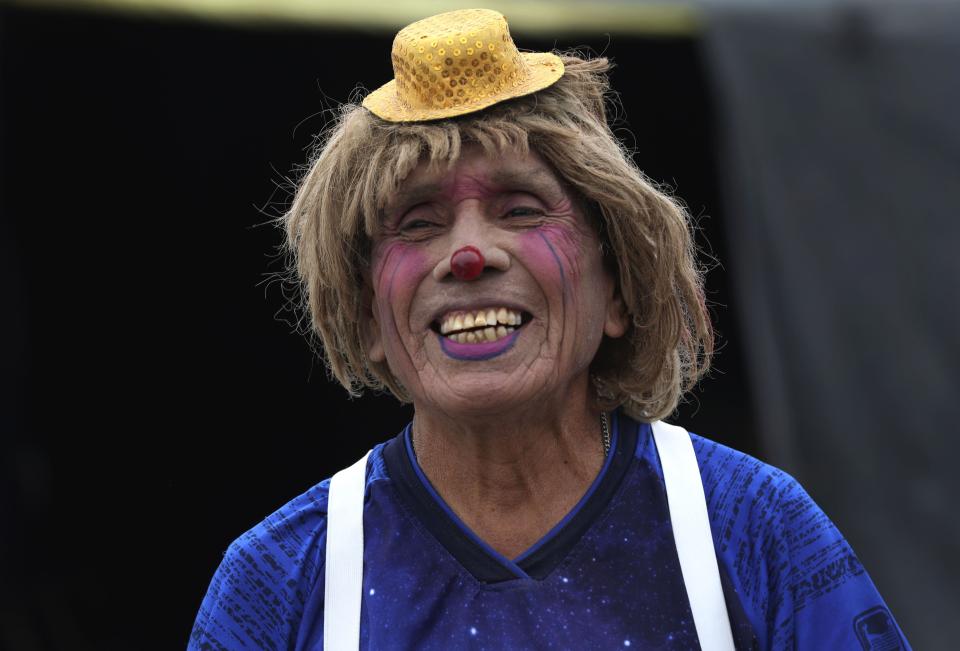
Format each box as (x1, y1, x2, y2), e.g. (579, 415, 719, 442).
(188, 478, 332, 649)
(690, 432, 804, 542)
(189, 446, 389, 650)
(641, 422, 803, 540)
(232, 475, 334, 584)
(689, 431, 848, 578)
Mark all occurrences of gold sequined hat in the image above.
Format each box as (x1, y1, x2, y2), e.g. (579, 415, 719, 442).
(362, 8, 564, 122)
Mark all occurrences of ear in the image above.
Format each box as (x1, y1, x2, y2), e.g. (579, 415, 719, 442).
(361, 283, 386, 363)
(603, 285, 629, 339)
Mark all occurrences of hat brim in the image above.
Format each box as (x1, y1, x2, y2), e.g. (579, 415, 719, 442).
(362, 52, 564, 123)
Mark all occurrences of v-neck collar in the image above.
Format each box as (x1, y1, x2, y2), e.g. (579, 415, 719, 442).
(382, 411, 641, 584)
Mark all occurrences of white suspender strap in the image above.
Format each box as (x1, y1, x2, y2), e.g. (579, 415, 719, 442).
(323, 451, 370, 651)
(651, 421, 736, 651)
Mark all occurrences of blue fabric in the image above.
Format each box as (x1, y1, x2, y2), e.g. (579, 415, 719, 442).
(189, 415, 909, 650)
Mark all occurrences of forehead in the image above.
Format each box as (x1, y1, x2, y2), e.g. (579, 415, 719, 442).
(387, 145, 565, 211)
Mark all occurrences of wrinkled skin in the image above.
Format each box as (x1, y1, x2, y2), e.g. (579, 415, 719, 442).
(366, 144, 628, 421)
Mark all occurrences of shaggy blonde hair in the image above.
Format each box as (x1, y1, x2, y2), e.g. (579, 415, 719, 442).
(283, 55, 712, 422)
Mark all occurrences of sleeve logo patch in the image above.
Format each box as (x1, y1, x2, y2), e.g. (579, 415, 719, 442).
(854, 606, 905, 651)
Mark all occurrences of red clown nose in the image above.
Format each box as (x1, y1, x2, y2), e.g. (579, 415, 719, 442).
(450, 246, 485, 281)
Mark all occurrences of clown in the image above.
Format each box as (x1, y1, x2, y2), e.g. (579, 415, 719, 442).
(190, 9, 908, 650)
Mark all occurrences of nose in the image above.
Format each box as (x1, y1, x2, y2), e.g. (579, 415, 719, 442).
(431, 218, 511, 281)
(450, 246, 485, 280)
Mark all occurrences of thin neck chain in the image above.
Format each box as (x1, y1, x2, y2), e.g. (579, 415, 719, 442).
(600, 411, 611, 457)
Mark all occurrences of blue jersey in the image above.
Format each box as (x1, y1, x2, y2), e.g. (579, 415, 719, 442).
(189, 412, 909, 650)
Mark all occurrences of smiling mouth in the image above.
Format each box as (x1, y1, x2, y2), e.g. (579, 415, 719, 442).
(432, 306, 530, 344)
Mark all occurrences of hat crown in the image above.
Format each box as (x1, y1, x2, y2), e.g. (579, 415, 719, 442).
(390, 9, 525, 115)
(363, 8, 564, 122)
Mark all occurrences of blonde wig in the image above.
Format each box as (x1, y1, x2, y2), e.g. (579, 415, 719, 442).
(283, 55, 713, 422)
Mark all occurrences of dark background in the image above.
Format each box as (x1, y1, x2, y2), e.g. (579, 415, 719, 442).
(0, 5, 756, 648)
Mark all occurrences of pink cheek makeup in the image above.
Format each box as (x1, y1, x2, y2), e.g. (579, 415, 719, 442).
(519, 225, 582, 311)
(373, 242, 429, 341)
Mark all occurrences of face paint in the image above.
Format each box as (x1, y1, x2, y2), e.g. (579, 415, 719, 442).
(518, 222, 587, 310)
(450, 245, 485, 281)
(438, 328, 520, 360)
(369, 240, 431, 367)
(366, 144, 624, 415)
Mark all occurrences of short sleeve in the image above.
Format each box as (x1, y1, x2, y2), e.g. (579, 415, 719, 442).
(693, 434, 911, 650)
(768, 478, 910, 650)
(188, 483, 330, 651)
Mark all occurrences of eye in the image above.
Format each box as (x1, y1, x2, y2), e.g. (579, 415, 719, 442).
(395, 204, 442, 234)
(396, 214, 443, 241)
(505, 206, 543, 218)
(400, 219, 437, 231)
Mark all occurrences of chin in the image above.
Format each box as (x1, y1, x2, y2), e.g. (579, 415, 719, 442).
(426, 379, 540, 419)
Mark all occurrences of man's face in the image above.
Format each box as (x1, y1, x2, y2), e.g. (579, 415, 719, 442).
(366, 145, 627, 417)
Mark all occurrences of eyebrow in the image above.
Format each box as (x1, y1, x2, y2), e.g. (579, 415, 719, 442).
(387, 182, 444, 219)
(490, 167, 563, 197)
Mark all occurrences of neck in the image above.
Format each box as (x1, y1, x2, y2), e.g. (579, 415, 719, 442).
(411, 386, 607, 559)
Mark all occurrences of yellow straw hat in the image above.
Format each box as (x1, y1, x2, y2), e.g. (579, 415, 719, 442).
(362, 8, 565, 122)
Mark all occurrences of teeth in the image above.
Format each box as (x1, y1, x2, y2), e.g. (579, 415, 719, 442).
(444, 324, 516, 345)
(439, 307, 523, 338)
